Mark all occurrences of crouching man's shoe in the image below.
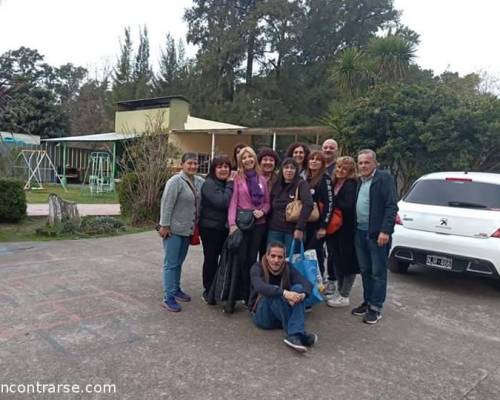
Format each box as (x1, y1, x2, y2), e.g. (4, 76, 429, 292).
(363, 309, 382, 325)
(351, 302, 368, 316)
(283, 335, 307, 352)
(301, 332, 318, 347)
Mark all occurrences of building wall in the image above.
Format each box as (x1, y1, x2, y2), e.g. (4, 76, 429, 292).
(168, 99, 190, 130)
(115, 109, 170, 133)
(169, 133, 251, 158)
(114, 98, 190, 133)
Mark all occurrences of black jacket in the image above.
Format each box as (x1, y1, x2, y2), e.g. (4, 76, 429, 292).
(248, 261, 312, 310)
(269, 179, 313, 233)
(307, 173, 334, 230)
(356, 169, 398, 239)
(200, 176, 233, 231)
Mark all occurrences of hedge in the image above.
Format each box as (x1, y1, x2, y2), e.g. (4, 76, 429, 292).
(0, 179, 27, 222)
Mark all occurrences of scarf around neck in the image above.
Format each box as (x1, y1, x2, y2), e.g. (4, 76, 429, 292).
(245, 170, 264, 207)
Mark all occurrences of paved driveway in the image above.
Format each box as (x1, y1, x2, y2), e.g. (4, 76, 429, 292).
(1, 232, 499, 399)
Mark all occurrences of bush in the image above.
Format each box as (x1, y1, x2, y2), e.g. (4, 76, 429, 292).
(0, 179, 27, 222)
(118, 172, 138, 217)
(35, 216, 125, 237)
(118, 118, 178, 225)
(80, 216, 125, 235)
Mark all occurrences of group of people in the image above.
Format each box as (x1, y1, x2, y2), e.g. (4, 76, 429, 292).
(158, 139, 398, 352)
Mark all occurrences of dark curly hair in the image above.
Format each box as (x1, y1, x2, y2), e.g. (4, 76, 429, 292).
(257, 147, 280, 165)
(285, 142, 310, 170)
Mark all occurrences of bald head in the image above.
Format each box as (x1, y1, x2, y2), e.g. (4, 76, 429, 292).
(322, 139, 338, 164)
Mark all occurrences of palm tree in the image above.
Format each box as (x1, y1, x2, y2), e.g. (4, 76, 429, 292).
(330, 47, 371, 100)
(368, 35, 416, 84)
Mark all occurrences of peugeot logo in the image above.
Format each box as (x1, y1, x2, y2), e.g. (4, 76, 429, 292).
(440, 218, 448, 226)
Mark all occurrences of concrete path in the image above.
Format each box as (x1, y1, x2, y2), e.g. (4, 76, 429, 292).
(1, 233, 500, 399)
(27, 203, 120, 216)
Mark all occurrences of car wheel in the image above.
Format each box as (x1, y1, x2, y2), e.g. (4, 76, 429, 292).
(389, 258, 410, 274)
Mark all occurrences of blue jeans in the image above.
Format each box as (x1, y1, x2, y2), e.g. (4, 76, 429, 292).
(162, 234, 190, 299)
(354, 229, 389, 312)
(267, 230, 294, 256)
(252, 284, 306, 336)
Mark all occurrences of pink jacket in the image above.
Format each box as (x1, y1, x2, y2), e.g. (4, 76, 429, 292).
(228, 174, 271, 226)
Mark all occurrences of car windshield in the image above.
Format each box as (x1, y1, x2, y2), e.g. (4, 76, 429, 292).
(404, 179, 500, 210)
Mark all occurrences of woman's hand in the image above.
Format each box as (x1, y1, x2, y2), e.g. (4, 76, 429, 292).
(253, 209, 264, 219)
(316, 228, 326, 240)
(293, 229, 304, 241)
(158, 226, 171, 239)
(229, 225, 238, 235)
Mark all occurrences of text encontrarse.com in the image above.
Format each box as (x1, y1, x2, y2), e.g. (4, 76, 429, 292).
(0, 382, 116, 395)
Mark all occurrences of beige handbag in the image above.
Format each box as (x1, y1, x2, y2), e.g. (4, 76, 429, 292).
(285, 185, 320, 223)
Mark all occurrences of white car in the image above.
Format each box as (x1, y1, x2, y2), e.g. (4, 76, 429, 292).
(389, 172, 500, 280)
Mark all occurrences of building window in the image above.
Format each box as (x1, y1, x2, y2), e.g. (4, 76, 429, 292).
(197, 153, 210, 175)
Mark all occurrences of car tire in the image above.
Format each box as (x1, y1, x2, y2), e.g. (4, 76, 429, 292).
(389, 258, 410, 274)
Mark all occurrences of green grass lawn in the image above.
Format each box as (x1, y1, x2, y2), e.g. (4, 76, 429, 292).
(0, 216, 151, 242)
(25, 184, 119, 204)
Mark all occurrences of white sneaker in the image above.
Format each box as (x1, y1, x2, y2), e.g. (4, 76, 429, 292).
(327, 295, 350, 308)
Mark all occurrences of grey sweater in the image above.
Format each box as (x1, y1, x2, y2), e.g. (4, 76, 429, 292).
(159, 171, 205, 237)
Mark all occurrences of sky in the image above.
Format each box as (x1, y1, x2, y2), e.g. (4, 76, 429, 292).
(1, 0, 500, 79)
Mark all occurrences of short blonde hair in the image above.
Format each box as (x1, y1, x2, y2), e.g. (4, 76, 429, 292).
(237, 146, 261, 174)
(336, 156, 357, 179)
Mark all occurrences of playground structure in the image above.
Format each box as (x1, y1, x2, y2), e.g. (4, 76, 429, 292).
(82, 152, 114, 195)
(14, 149, 66, 191)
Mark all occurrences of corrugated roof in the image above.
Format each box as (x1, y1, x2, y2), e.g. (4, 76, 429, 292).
(43, 132, 140, 142)
(179, 116, 246, 131)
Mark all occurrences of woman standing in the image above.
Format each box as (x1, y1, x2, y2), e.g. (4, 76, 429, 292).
(257, 147, 280, 192)
(285, 143, 310, 179)
(326, 156, 359, 307)
(268, 158, 314, 251)
(199, 155, 233, 304)
(228, 146, 270, 303)
(158, 153, 204, 312)
(305, 151, 334, 278)
(257, 148, 280, 258)
(232, 143, 247, 171)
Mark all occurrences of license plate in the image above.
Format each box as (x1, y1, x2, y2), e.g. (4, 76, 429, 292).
(426, 255, 453, 270)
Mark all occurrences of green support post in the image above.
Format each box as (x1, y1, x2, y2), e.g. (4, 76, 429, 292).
(62, 142, 67, 186)
(111, 141, 116, 192)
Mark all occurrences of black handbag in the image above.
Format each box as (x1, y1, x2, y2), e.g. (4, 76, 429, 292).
(236, 209, 255, 231)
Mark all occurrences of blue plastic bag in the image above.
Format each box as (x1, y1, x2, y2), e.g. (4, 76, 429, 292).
(288, 241, 324, 307)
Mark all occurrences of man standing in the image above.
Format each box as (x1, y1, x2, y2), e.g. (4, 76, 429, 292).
(322, 139, 338, 176)
(352, 149, 398, 324)
(249, 242, 318, 353)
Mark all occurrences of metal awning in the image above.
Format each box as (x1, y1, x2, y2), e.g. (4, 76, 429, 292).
(42, 132, 140, 143)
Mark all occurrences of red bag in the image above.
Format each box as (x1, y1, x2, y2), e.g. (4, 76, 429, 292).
(326, 208, 343, 235)
(190, 225, 201, 245)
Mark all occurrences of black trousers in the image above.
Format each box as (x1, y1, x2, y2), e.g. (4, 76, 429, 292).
(305, 225, 326, 277)
(238, 223, 267, 303)
(200, 226, 228, 293)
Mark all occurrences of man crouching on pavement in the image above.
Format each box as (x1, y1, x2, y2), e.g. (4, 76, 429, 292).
(249, 241, 318, 353)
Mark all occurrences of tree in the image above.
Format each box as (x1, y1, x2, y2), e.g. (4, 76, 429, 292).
(133, 25, 152, 98)
(154, 34, 190, 96)
(112, 27, 135, 102)
(326, 82, 500, 195)
(368, 34, 416, 83)
(0, 47, 68, 138)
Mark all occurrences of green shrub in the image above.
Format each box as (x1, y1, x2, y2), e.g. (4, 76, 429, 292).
(118, 172, 138, 217)
(80, 216, 125, 235)
(35, 216, 125, 237)
(118, 170, 171, 225)
(0, 179, 27, 222)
